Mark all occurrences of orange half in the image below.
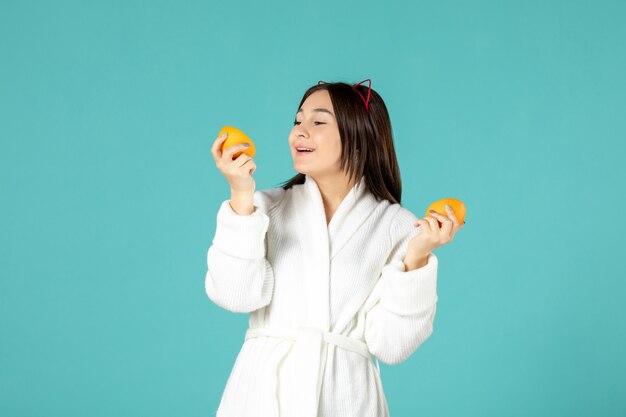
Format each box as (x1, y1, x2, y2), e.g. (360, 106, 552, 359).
(219, 126, 257, 159)
(425, 198, 466, 226)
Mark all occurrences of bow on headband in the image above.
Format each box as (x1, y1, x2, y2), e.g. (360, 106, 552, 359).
(317, 79, 372, 111)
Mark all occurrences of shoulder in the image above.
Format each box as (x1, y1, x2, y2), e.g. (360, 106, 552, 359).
(382, 203, 422, 246)
(382, 202, 419, 228)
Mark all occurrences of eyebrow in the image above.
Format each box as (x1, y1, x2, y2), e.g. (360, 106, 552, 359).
(296, 108, 335, 117)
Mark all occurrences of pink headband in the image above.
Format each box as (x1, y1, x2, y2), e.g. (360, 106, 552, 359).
(317, 78, 372, 111)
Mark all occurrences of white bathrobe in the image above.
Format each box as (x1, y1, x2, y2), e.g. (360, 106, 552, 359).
(205, 174, 438, 417)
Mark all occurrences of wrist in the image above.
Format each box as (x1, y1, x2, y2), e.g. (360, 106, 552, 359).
(403, 253, 430, 271)
(230, 187, 254, 197)
(229, 190, 254, 215)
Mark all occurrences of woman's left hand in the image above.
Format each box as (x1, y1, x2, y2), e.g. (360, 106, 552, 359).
(406, 204, 465, 262)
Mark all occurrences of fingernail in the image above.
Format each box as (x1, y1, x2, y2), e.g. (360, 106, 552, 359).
(429, 210, 436, 213)
(243, 143, 250, 147)
(220, 133, 227, 138)
(445, 204, 451, 210)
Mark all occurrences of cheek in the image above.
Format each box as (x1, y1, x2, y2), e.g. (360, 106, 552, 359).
(332, 140, 343, 160)
(319, 145, 343, 166)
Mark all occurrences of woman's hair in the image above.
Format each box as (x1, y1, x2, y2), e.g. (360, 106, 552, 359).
(278, 81, 403, 205)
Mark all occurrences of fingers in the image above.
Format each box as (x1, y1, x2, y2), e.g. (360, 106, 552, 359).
(229, 152, 256, 177)
(243, 158, 257, 175)
(414, 218, 432, 234)
(212, 131, 257, 178)
(238, 157, 255, 178)
(428, 210, 453, 237)
(233, 152, 252, 168)
(444, 204, 460, 226)
(222, 143, 252, 162)
(211, 133, 228, 162)
(443, 205, 466, 227)
(210, 133, 252, 163)
(424, 213, 441, 235)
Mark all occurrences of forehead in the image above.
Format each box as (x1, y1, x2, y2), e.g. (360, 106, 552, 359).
(297, 90, 335, 117)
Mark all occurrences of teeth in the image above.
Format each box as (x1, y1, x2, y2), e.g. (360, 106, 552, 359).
(297, 147, 314, 152)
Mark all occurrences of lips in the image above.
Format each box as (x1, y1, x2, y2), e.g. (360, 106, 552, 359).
(295, 143, 316, 152)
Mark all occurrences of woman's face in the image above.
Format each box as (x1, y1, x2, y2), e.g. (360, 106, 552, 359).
(289, 90, 343, 179)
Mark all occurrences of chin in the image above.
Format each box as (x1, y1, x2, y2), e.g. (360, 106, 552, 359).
(293, 161, 334, 177)
(293, 165, 310, 175)
(292, 164, 315, 177)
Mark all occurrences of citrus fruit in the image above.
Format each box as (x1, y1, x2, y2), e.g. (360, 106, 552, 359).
(425, 198, 466, 227)
(219, 126, 256, 159)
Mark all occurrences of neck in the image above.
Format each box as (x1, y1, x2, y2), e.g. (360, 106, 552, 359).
(310, 173, 359, 217)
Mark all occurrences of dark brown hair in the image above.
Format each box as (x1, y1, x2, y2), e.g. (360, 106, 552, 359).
(278, 81, 402, 204)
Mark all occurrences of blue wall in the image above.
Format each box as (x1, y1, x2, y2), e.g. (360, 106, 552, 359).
(1, 0, 624, 415)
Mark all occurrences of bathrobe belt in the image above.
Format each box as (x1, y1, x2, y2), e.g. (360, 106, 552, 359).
(245, 326, 381, 417)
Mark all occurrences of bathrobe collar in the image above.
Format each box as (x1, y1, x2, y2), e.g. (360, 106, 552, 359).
(291, 173, 380, 330)
(303, 173, 379, 259)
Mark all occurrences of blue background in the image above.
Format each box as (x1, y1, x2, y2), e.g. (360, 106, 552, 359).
(1, 0, 625, 416)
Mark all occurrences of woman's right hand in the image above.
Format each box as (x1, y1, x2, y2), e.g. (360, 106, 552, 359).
(211, 132, 257, 194)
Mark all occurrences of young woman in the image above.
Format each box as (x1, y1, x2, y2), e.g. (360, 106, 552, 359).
(206, 79, 464, 417)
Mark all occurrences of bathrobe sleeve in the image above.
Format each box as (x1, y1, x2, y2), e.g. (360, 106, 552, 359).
(205, 188, 284, 313)
(364, 207, 439, 365)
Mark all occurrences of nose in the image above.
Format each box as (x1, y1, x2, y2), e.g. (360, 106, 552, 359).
(293, 125, 308, 138)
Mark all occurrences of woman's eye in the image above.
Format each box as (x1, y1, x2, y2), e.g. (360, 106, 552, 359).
(293, 121, 325, 125)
